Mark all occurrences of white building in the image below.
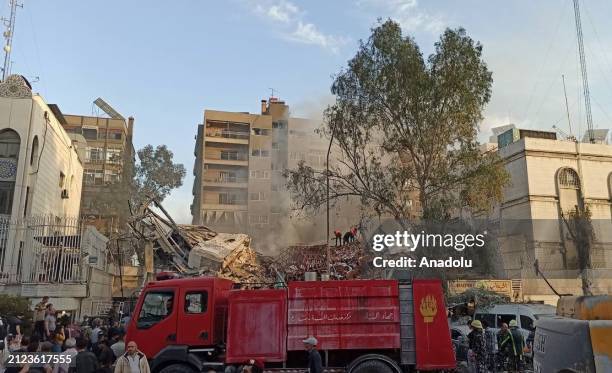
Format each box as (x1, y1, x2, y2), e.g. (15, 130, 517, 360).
(0, 75, 109, 317)
(497, 132, 612, 303)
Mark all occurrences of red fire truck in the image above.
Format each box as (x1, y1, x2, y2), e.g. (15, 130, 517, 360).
(125, 277, 455, 372)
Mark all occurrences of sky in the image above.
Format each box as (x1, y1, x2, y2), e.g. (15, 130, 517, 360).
(5, 0, 612, 223)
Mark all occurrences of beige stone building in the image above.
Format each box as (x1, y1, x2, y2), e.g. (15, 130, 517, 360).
(192, 98, 353, 250)
(496, 130, 612, 303)
(60, 100, 135, 237)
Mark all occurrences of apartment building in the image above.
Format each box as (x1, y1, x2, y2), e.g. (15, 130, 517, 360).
(60, 100, 135, 236)
(192, 98, 347, 249)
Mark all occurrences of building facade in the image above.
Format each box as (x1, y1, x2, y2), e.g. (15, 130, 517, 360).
(192, 98, 351, 249)
(497, 133, 612, 303)
(60, 104, 135, 237)
(0, 75, 106, 315)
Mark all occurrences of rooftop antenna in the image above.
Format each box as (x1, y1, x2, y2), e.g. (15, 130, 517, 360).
(561, 74, 574, 139)
(1, 0, 22, 81)
(269, 87, 278, 99)
(573, 0, 595, 143)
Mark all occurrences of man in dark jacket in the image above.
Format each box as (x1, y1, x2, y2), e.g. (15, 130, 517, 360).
(75, 337, 99, 373)
(303, 336, 323, 373)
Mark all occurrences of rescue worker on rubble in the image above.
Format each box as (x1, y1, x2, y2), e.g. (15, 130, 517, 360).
(334, 230, 342, 246)
(508, 319, 525, 372)
(343, 230, 354, 245)
(468, 320, 487, 373)
(303, 336, 323, 373)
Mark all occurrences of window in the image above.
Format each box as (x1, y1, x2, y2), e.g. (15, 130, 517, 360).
(30, 136, 39, 166)
(272, 142, 279, 149)
(220, 150, 240, 160)
(106, 148, 122, 164)
(272, 121, 287, 129)
(249, 170, 269, 179)
(185, 292, 208, 314)
(249, 192, 266, 201)
(496, 314, 516, 328)
(112, 132, 122, 140)
(0, 129, 20, 159)
(520, 315, 535, 331)
(84, 169, 104, 185)
(86, 147, 104, 162)
(249, 215, 269, 224)
(59, 172, 66, 188)
(559, 168, 580, 189)
(261, 150, 270, 157)
(475, 313, 496, 329)
(251, 149, 260, 157)
(0, 182, 15, 215)
(252, 128, 269, 136)
(137, 291, 174, 328)
(219, 193, 238, 205)
(82, 128, 98, 140)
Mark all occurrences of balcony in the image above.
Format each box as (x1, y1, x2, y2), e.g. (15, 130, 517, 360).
(201, 201, 248, 211)
(205, 130, 249, 145)
(202, 176, 248, 189)
(204, 152, 249, 166)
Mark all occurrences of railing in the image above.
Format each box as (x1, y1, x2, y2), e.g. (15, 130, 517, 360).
(205, 130, 249, 140)
(0, 216, 85, 284)
(203, 176, 248, 184)
(205, 153, 249, 161)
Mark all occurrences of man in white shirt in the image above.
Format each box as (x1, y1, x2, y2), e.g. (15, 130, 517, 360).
(114, 341, 150, 373)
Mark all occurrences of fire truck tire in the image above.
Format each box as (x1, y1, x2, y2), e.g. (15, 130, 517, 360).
(350, 359, 395, 373)
(158, 363, 197, 373)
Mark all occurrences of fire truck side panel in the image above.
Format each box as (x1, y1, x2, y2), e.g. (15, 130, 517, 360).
(226, 289, 288, 364)
(286, 279, 401, 351)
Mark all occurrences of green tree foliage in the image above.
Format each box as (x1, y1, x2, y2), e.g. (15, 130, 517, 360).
(0, 294, 33, 333)
(285, 20, 509, 220)
(133, 145, 186, 209)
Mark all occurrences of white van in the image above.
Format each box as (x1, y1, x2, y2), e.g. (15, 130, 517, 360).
(473, 303, 556, 341)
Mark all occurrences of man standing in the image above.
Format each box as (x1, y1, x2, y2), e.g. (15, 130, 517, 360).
(110, 332, 126, 360)
(44, 304, 57, 341)
(302, 336, 323, 373)
(469, 320, 487, 373)
(508, 320, 525, 373)
(34, 296, 49, 340)
(75, 337, 98, 373)
(114, 341, 151, 373)
(52, 337, 78, 373)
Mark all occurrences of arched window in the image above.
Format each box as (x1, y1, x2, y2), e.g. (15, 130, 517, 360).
(30, 136, 39, 166)
(558, 168, 580, 189)
(0, 129, 20, 216)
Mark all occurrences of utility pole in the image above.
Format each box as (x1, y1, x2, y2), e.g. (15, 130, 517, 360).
(573, 0, 594, 143)
(1, 0, 22, 81)
(325, 131, 334, 275)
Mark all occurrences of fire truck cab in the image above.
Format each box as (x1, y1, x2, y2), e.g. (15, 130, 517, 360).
(126, 276, 455, 373)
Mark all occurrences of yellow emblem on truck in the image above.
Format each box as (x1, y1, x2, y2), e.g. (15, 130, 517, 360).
(420, 294, 437, 323)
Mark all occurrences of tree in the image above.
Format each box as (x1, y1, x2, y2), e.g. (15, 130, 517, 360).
(561, 205, 594, 296)
(133, 145, 186, 209)
(285, 20, 509, 221)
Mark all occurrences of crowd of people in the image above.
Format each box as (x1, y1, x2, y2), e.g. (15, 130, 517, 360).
(0, 296, 150, 373)
(465, 318, 531, 373)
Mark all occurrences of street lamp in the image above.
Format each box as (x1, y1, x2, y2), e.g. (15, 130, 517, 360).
(326, 130, 334, 275)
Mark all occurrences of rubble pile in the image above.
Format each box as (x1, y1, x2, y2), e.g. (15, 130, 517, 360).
(275, 242, 371, 281)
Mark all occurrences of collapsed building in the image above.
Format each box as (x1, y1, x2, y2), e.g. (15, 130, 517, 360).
(129, 200, 374, 286)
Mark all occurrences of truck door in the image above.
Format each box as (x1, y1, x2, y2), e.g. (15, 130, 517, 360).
(177, 285, 213, 346)
(128, 288, 178, 358)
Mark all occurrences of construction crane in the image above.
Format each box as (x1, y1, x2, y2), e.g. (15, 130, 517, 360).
(573, 0, 595, 143)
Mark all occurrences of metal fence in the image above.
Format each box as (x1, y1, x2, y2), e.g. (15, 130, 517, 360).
(0, 216, 85, 284)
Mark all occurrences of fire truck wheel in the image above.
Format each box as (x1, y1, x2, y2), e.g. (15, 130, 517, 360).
(350, 359, 395, 373)
(158, 363, 197, 373)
